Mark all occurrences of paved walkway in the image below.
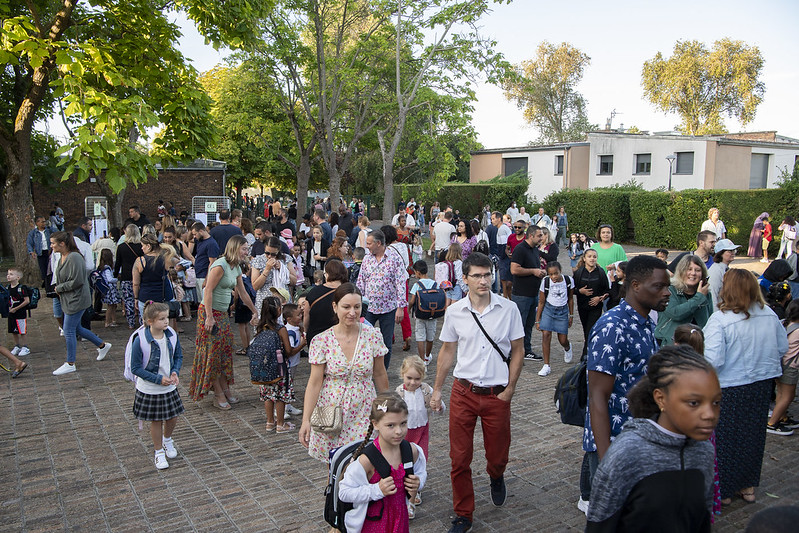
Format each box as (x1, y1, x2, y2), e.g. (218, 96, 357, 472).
(0, 246, 795, 532)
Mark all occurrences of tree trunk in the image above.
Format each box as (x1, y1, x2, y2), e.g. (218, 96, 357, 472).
(296, 153, 311, 225)
(2, 151, 39, 284)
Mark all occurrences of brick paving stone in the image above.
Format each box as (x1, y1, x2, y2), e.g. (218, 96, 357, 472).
(2, 249, 797, 531)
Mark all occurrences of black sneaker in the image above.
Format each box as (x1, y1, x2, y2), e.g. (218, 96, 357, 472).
(490, 474, 507, 506)
(448, 516, 472, 533)
(780, 415, 799, 429)
(766, 423, 794, 436)
(524, 352, 543, 361)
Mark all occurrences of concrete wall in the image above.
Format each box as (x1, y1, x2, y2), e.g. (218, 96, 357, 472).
(521, 149, 566, 201)
(469, 152, 503, 183)
(587, 133, 708, 190)
(710, 143, 750, 189)
(565, 145, 590, 189)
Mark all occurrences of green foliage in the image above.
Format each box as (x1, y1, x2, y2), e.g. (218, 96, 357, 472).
(542, 189, 631, 241)
(641, 38, 765, 135)
(395, 182, 528, 218)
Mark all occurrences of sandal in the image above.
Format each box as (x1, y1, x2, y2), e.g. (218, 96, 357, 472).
(265, 422, 276, 431)
(235, 348, 248, 356)
(214, 400, 232, 410)
(223, 390, 240, 404)
(414, 492, 421, 505)
(11, 362, 28, 378)
(178, 317, 193, 322)
(276, 422, 296, 433)
(738, 488, 756, 503)
(408, 502, 416, 519)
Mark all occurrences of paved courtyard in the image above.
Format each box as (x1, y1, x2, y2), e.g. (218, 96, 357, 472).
(1, 247, 796, 532)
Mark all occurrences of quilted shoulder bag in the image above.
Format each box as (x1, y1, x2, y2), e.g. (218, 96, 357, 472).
(310, 405, 343, 435)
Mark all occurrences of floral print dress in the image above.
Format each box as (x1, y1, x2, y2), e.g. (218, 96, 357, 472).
(308, 325, 387, 463)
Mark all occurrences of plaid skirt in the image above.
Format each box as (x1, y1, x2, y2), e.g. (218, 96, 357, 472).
(132, 388, 184, 421)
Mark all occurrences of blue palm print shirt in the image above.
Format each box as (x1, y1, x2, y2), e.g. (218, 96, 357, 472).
(583, 299, 658, 452)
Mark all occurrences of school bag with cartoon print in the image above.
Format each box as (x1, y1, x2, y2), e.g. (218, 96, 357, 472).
(247, 328, 286, 386)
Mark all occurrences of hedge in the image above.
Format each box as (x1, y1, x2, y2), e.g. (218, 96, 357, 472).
(395, 182, 797, 254)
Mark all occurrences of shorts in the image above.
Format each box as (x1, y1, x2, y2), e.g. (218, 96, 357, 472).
(414, 317, 437, 342)
(779, 361, 799, 385)
(234, 305, 253, 324)
(8, 317, 27, 335)
(498, 256, 512, 282)
(53, 297, 63, 318)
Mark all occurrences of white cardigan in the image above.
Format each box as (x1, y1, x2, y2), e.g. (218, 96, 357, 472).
(338, 443, 428, 533)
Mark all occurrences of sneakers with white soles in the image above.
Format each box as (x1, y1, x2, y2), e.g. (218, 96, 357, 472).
(96, 342, 112, 361)
(564, 345, 573, 363)
(154, 450, 169, 469)
(18, 347, 30, 357)
(163, 438, 178, 459)
(53, 362, 76, 375)
(538, 364, 551, 377)
(59, 328, 65, 337)
(285, 404, 303, 416)
(11, 346, 20, 356)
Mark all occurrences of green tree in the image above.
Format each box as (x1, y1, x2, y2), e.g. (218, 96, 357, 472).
(503, 41, 595, 144)
(0, 0, 270, 278)
(641, 38, 765, 135)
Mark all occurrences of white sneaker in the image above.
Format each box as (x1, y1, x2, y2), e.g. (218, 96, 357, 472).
(538, 364, 551, 377)
(577, 497, 589, 514)
(96, 342, 112, 361)
(53, 362, 76, 375)
(59, 328, 64, 337)
(18, 347, 30, 357)
(162, 438, 178, 459)
(564, 345, 573, 364)
(154, 450, 169, 470)
(285, 404, 303, 416)
(10, 346, 20, 356)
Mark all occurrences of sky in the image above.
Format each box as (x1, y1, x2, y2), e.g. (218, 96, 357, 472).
(46, 1, 799, 149)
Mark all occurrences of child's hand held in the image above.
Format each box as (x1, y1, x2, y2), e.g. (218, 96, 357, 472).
(378, 476, 397, 496)
(404, 474, 420, 494)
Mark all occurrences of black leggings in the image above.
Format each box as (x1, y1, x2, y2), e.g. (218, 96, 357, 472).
(578, 304, 603, 356)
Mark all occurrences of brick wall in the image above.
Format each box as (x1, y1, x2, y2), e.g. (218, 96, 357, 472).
(32, 168, 225, 228)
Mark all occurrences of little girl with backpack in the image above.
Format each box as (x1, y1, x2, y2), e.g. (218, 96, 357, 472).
(251, 297, 294, 433)
(98, 249, 120, 328)
(127, 302, 184, 470)
(339, 392, 427, 533)
(535, 261, 575, 377)
(586, 346, 720, 531)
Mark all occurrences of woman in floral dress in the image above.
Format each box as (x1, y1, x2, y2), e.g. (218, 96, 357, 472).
(299, 283, 390, 462)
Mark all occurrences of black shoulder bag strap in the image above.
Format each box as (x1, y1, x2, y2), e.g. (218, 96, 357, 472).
(469, 311, 510, 366)
(362, 440, 415, 498)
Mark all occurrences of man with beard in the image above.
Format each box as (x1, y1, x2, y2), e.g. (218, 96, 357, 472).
(578, 255, 671, 514)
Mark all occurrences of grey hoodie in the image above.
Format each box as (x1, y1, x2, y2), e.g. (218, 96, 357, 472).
(586, 418, 714, 533)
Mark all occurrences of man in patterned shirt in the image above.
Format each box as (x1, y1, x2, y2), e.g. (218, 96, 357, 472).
(356, 229, 407, 369)
(578, 255, 671, 514)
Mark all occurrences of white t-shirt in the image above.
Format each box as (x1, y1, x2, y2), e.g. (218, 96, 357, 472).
(391, 213, 416, 228)
(496, 224, 511, 246)
(285, 323, 302, 368)
(540, 276, 574, 307)
(136, 336, 176, 395)
(700, 219, 726, 239)
(433, 221, 456, 251)
(396, 383, 432, 429)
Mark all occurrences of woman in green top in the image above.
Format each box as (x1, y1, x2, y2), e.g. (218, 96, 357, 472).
(51, 232, 112, 375)
(654, 254, 713, 345)
(189, 235, 258, 409)
(590, 224, 627, 270)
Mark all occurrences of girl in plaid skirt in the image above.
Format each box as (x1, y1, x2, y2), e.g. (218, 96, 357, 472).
(130, 302, 184, 470)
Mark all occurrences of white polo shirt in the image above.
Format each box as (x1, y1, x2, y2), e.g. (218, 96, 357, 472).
(439, 292, 524, 387)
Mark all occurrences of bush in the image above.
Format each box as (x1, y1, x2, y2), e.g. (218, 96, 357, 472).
(395, 183, 529, 218)
(543, 189, 631, 242)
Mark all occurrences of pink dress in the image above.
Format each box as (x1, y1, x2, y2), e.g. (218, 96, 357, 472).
(307, 325, 387, 463)
(362, 439, 410, 533)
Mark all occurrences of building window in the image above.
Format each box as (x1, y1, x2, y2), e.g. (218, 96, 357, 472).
(634, 153, 651, 174)
(598, 155, 613, 175)
(555, 155, 564, 175)
(675, 152, 694, 174)
(504, 157, 528, 178)
(750, 153, 770, 189)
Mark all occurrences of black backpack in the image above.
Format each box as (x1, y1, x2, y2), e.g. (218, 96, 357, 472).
(553, 357, 587, 426)
(412, 280, 446, 320)
(247, 329, 286, 386)
(324, 439, 414, 532)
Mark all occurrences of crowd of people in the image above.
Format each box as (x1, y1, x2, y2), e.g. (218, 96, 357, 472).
(7, 197, 799, 532)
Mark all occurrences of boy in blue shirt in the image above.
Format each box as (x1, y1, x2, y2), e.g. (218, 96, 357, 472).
(408, 260, 442, 366)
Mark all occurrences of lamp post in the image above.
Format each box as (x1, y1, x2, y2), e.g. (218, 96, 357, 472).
(666, 154, 676, 191)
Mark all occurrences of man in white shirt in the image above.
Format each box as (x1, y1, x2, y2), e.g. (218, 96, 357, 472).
(432, 253, 524, 533)
(506, 202, 519, 223)
(391, 209, 416, 228)
(517, 207, 531, 225)
(431, 210, 456, 261)
(700, 207, 727, 240)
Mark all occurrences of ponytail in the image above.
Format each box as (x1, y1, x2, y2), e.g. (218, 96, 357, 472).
(627, 376, 659, 418)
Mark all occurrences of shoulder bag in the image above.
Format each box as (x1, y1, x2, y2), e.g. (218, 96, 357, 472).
(469, 311, 510, 366)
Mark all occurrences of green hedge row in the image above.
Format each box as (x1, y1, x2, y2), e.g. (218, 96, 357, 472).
(396, 182, 797, 253)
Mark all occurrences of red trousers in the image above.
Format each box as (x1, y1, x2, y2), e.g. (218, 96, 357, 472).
(448, 379, 511, 520)
(401, 280, 411, 339)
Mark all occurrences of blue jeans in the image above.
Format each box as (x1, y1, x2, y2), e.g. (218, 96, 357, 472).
(579, 451, 600, 500)
(365, 309, 396, 369)
(63, 308, 104, 363)
(512, 294, 539, 355)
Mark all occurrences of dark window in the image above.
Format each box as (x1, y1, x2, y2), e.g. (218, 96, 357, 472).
(555, 155, 564, 175)
(599, 155, 613, 175)
(750, 154, 769, 189)
(675, 152, 694, 174)
(504, 157, 528, 177)
(634, 153, 651, 174)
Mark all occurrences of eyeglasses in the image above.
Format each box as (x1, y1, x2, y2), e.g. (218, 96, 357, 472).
(513, 226, 524, 230)
(467, 273, 493, 281)
(264, 251, 278, 257)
